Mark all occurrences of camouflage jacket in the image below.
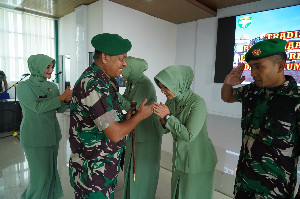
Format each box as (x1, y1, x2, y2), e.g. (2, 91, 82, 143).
(233, 75, 300, 198)
(69, 63, 125, 198)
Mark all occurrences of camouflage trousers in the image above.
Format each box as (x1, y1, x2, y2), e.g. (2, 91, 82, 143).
(73, 177, 117, 199)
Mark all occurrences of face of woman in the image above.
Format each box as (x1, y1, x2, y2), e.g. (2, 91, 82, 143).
(158, 81, 175, 100)
(43, 62, 54, 79)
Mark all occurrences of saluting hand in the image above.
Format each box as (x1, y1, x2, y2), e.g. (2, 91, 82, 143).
(224, 63, 246, 86)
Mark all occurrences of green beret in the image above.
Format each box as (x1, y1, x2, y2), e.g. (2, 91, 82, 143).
(245, 38, 287, 62)
(91, 33, 132, 55)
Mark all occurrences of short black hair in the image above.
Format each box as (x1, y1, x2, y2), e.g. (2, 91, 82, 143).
(94, 50, 102, 61)
(271, 52, 287, 64)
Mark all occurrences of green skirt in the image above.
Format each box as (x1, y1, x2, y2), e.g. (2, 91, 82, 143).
(122, 136, 162, 199)
(171, 169, 215, 199)
(21, 144, 63, 199)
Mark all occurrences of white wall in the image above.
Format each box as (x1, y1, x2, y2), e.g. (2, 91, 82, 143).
(102, 0, 177, 104)
(87, 1, 103, 52)
(59, 1, 103, 86)
(58, 12, 76, 56)
(176, 0, 300, 118)
(58, 12, 77, 86)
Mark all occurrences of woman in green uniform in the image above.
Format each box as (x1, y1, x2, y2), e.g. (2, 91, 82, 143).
(153, 65, 218, 199)
(117, 56, 162, 199)
(17, 54, 72, 199)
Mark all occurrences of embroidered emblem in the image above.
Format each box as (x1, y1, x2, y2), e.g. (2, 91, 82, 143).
(252, 49, 261, 57)
(48, 88, 51, 92)
(179, 106, 184, 112)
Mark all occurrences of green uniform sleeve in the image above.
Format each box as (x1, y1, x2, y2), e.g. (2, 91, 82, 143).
(57, 101, 69, 113)
(54, 88, 69, 113)
(161, 125, 170, 134)
(132, 81, 155, 106)
(17, 82, 61, 115)
(155, 115, 170, 135)
(165, 99, 206, 142)
(117, 92, 131, 110)
(118, 80, 155, 111)
(233, 84, 251, 102)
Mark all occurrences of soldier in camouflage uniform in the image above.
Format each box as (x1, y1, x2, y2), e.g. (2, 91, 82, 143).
(221, 38, 300, 198)
(69, 33, 155, 199)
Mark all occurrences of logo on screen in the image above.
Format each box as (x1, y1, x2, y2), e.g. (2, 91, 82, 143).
(238, 17, 252, 29)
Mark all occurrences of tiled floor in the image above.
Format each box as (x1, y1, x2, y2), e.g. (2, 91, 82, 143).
(0, 131, 232, 199)
(0, 113, 242, 199)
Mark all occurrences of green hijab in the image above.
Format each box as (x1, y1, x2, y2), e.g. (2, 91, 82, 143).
(154, 65, 194, 113)
(123, 56, 148, 83)
(154, 65, 194, 98)
(28, 54, 54, 82)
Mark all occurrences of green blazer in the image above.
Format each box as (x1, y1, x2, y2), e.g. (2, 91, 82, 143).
(154, 65, 218, 174)
(17, 54, 68, 147)
(118, 56, 161, 142)
(163, 90, 217, 173)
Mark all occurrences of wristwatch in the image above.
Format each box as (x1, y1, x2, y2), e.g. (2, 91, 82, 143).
(164, 114, 171, 121)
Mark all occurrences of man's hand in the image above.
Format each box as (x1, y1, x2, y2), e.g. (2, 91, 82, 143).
(104, 99, 154, 143)
(136, 99, 154, 120)
(224, 63, 246, 86)
(125, 108, 133, 120)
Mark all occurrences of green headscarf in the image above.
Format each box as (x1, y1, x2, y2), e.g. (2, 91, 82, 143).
(154, 65, 194, 98)
(28, 54, 54, 82)
(154, 65, 194, 114)
(123, 56, 148, 83)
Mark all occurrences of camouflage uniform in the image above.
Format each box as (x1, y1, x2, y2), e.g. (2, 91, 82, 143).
(69, 63, 125, 199)
(233, 75, 300, 199)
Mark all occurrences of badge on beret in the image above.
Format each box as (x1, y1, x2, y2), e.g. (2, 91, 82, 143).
(245, 38, 287, 62)
(252, 49, 261, 57)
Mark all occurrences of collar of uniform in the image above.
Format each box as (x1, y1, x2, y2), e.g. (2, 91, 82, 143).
(90, 62, 110, 84)
(90, 62, 102, 72)
(247, 75, 298, 96)
(276, 75, 298, 96)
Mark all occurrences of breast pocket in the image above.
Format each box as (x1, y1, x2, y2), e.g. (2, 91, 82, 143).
(264, 96, 297, 138)
(265, 118, 291, 137)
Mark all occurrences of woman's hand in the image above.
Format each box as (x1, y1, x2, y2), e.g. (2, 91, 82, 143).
(153, 102, 170, 119)
(59, 86, 73, 102)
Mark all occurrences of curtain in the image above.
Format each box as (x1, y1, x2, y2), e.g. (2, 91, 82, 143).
(0, 8, 54, 82)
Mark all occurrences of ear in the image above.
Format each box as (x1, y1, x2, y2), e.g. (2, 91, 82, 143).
(277, 60, 285, 73)
(101, 53, 109, 64)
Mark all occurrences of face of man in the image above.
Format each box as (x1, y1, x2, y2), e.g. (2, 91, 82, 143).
(248, 57, 285, 88)
(103, 53, 127, 78)
(158, 81, 175, 100)
(43, 62, 54, 79)
(249, 56, 285, 88)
